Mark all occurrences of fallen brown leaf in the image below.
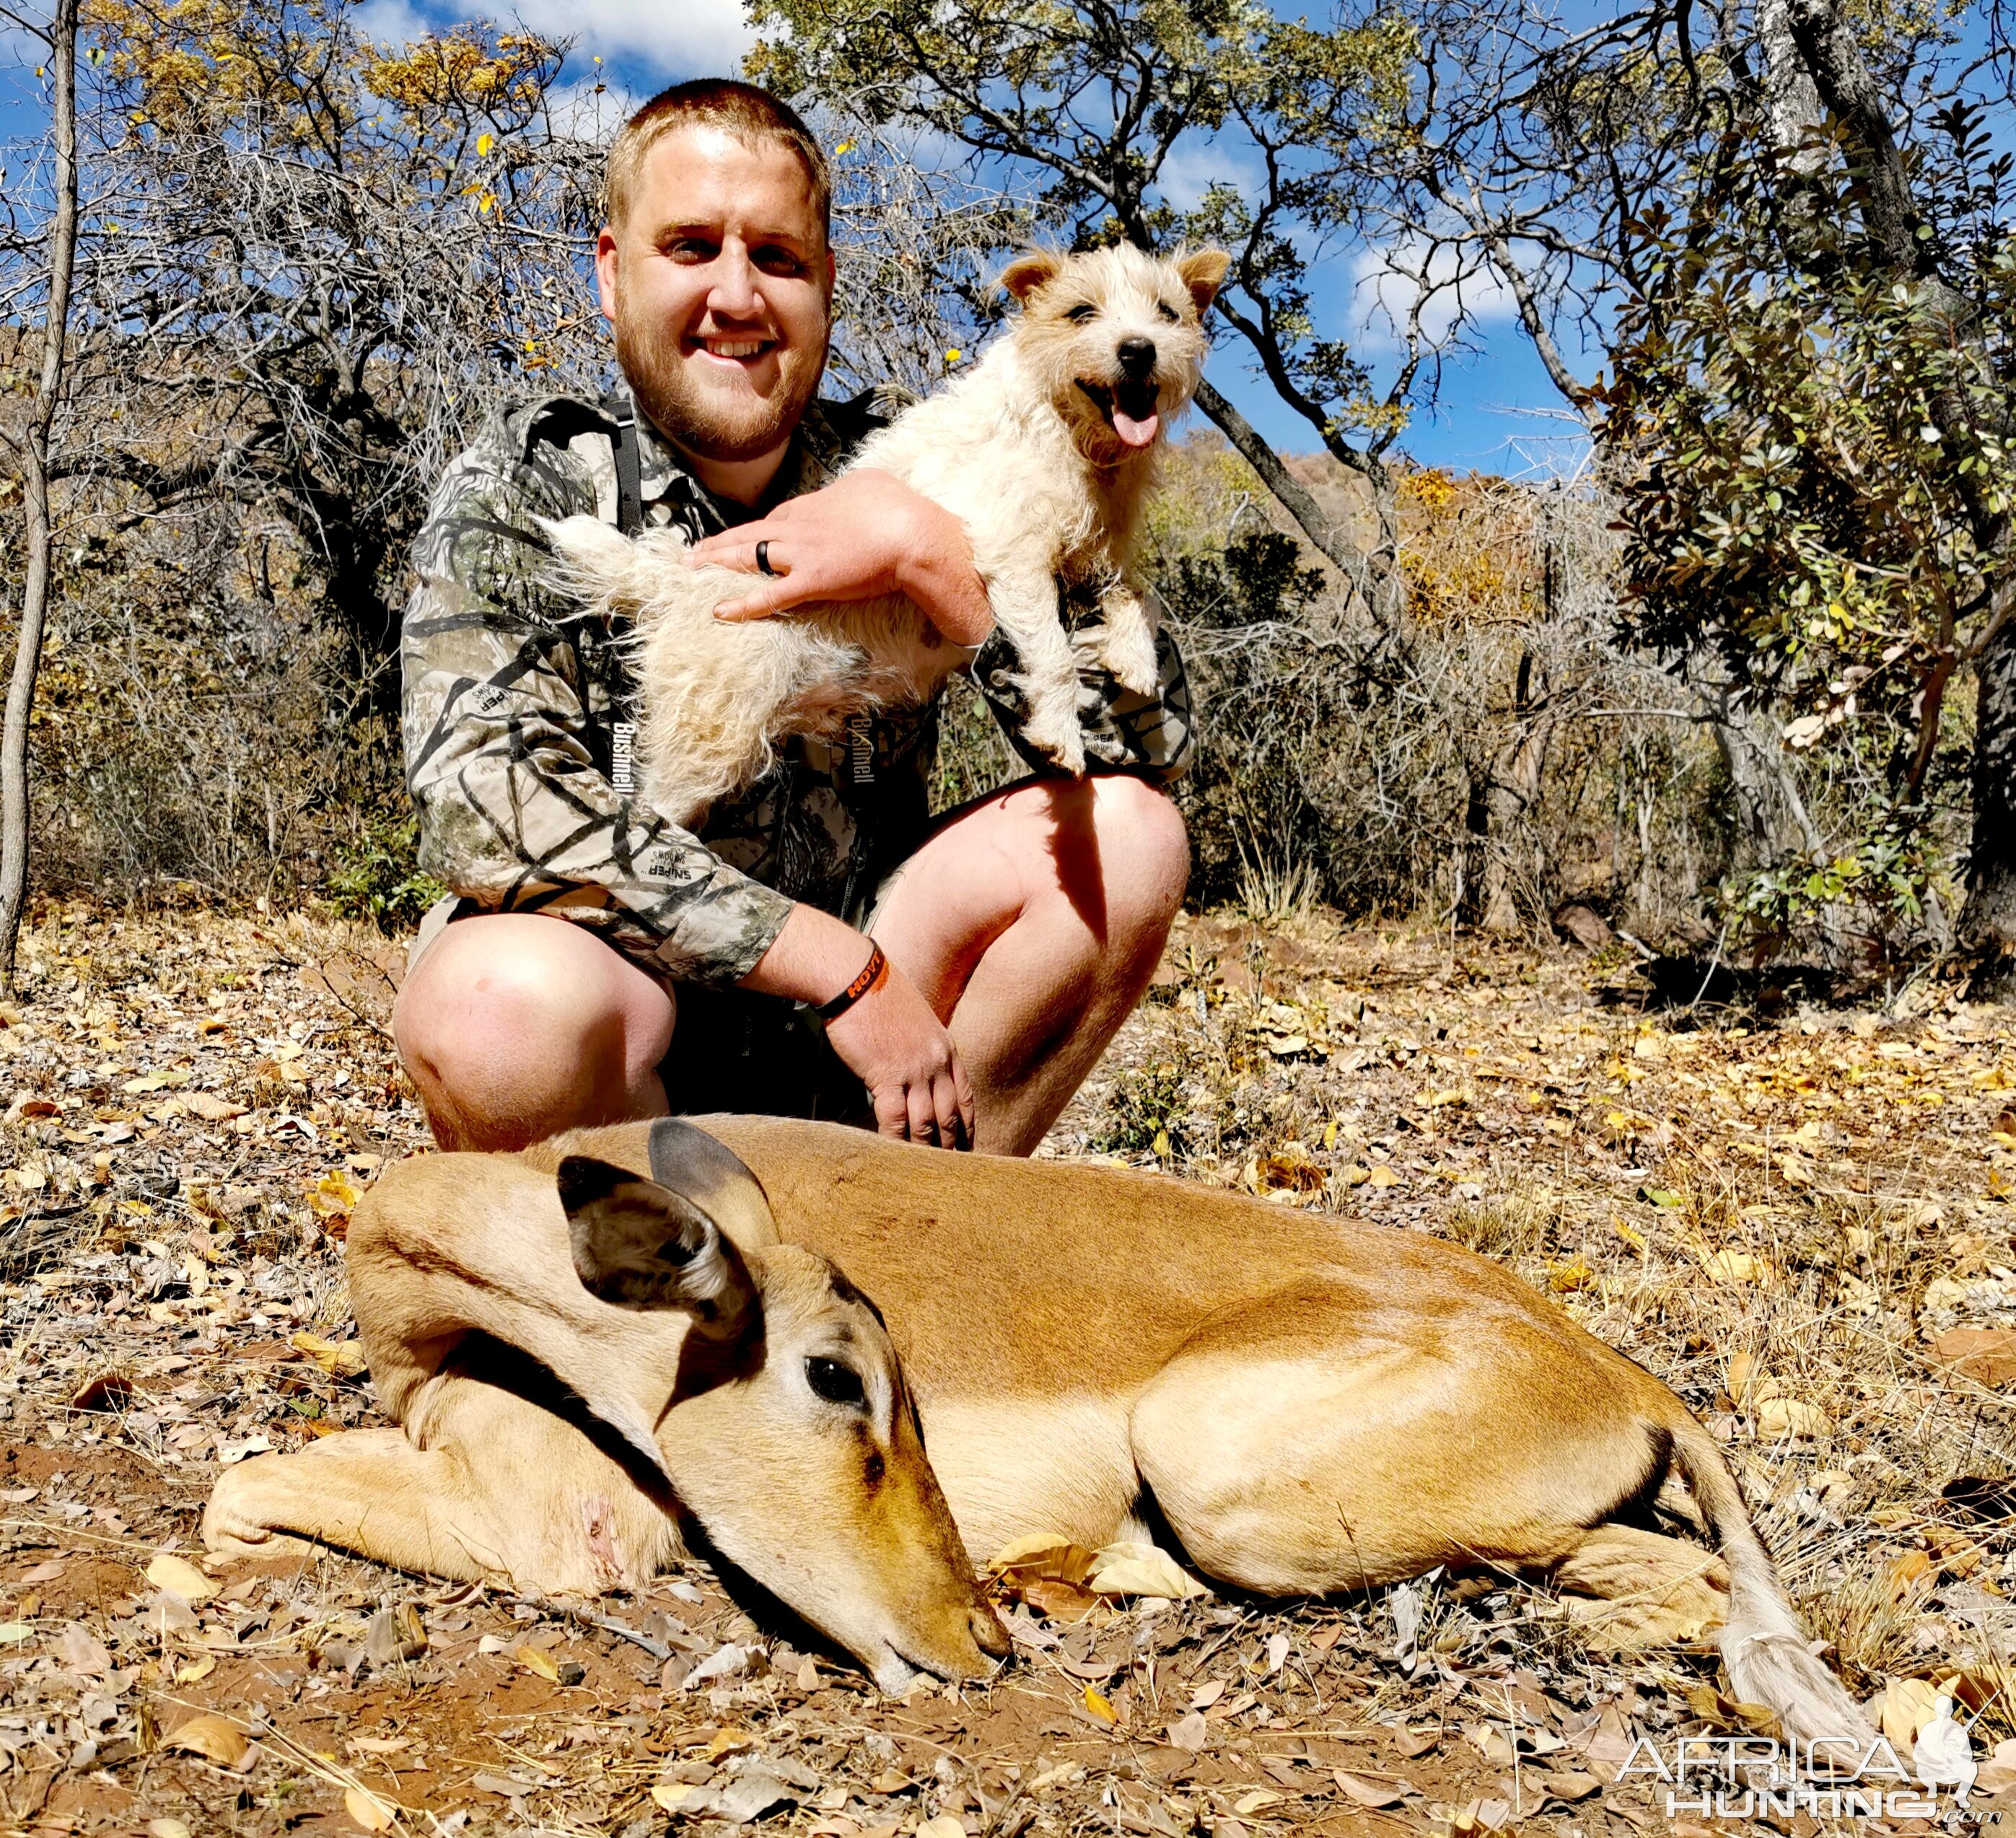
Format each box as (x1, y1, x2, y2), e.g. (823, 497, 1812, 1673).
(1934, 1327, 2016, 1388)
(1332, 1771, 1408, 1808)
(513, 1642, 560, 1682)
(166, 1713, 249, 1767)
(343, 1786, 396, 1832)
(145, 1551, 219, 1603)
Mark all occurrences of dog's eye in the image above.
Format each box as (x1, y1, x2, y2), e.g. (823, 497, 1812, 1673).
(1157, 300, 1181, 323)
(1064, 302, 1098, 323)
(806, 1357, 867, 1408)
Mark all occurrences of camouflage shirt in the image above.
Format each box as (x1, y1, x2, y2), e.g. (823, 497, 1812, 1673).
(400, 381, 1196, 989)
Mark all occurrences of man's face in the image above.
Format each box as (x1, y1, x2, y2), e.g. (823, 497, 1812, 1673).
(597, 125, 833, 468)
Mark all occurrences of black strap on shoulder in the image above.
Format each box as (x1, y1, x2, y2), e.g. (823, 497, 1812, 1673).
(605, 393, 644, 537)
(519, 396, 610, 458)
(520, 393, 643, 537)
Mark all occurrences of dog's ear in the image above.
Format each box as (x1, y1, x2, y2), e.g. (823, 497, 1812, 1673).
(558, 1155, 758, 1341)
(999, 248, 1064, 305)
(1176, 249, 1230, 315)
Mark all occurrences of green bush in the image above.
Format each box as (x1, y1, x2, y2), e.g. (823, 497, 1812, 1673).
(325, 811, 446, 932)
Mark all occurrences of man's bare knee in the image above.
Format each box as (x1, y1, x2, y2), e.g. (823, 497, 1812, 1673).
(393, 916, 673, 1150)
(1085, 776, 1188, 929)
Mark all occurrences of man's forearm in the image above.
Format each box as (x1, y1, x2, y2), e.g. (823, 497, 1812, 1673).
(898, 499, 996, 650)
(738, 901, 877, 1005)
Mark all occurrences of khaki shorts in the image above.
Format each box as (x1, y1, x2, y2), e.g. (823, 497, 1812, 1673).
(406, 870, 910, 1126)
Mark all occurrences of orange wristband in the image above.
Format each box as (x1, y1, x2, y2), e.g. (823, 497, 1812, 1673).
(814, 941, 888, 1022)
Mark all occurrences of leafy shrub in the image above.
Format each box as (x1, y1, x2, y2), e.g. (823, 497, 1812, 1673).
(1089, 1057, 1191, 1158)
(325, 812, 446, 932)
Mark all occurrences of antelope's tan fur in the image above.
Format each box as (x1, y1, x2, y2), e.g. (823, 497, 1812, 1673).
(543, 245, 1228, 826)
(203, 1116, 1870, 1744)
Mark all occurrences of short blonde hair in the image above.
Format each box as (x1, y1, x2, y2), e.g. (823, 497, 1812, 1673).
(606, 79, 830, 240)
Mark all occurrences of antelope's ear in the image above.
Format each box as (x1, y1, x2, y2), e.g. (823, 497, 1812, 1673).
(1176, 249, 1230, 315)
(646, 1116, 778, 1249)
(999, 248, 1064, 305)
(557, 1155, 757, 1339)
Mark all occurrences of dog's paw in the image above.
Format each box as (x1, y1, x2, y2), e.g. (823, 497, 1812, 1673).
(1023, 711, 1088, 776)
(1092, 619, 1160, 699)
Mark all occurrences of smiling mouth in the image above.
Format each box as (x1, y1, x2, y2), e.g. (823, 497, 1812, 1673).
(689, 336, 776, 362)
(1077, 377, 1162, 449)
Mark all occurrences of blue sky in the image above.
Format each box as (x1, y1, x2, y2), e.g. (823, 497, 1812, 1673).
(0, 0, 1595, 476)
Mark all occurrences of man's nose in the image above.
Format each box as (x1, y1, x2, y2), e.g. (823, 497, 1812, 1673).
(1117, 336, 1156, 377)
(707, 246, 762, 318)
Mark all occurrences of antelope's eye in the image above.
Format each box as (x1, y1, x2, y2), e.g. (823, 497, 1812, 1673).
(806, 1357, 867, 1407)
(1064, 302, 1098, 323)
(1157, 300, 1180, 322)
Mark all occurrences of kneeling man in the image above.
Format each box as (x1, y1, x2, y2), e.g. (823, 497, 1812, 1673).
(394, 79, 1193, 1155)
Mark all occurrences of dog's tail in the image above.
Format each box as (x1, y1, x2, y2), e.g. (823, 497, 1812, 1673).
(1667, 1419, 1874, 1750)
(540, 514, 693, 614)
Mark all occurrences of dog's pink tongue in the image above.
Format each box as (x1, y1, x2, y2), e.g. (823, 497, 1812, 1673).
(1113, 408, 1160, 448)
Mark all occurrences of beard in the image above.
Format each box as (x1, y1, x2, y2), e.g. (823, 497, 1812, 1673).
(613, 291, 828, 465)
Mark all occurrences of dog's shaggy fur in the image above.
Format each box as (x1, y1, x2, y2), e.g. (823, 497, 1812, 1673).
(545, 245, 1229, 827)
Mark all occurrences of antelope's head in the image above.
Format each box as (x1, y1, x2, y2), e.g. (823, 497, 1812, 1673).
(556, 1126, 1008, 1692)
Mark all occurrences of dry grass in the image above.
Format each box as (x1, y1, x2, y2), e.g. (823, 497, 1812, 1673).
(0, 895, 2012, 1835)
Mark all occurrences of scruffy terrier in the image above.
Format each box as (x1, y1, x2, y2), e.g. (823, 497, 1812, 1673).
(546, 243, 1230, 828)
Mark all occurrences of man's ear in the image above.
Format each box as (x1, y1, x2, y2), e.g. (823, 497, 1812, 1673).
(999, 248, 1063, 306)
(595, 225, 620, 325)
(1176, 249, 1230, 315)
(558, 1155, 757, 1341)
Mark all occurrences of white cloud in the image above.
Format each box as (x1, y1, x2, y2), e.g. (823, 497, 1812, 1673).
(351, 0, 437, 48)
(1150, 136, 1259, 214)
(1349, 232, 1518, 354)
(506, 0, 755, 78)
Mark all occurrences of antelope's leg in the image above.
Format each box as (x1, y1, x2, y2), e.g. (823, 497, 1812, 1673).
(1551, 1523, 1730, 1647)
(202, 1429, 515, 1585)
(1127, 1295, 1674, 1596)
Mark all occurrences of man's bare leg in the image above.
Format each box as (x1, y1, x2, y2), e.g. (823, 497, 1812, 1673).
(868, 775, 1188, 1155)
(393, 914, 674, 1152)
(393, 778, 1183, 1156)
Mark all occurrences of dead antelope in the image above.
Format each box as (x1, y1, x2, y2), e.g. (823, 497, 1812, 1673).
(203, 1116, 1870, 1743)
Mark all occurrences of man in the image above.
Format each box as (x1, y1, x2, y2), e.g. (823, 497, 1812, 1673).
(394, 79, 1193, 1157)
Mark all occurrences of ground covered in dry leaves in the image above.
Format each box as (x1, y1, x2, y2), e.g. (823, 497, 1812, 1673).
(0, 897, 2014, 1838)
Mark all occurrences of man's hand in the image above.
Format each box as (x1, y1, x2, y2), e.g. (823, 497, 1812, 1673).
(740, 902, 975, 1147)
(823, 960, 975, 1147)
(685, 468, 996, 649)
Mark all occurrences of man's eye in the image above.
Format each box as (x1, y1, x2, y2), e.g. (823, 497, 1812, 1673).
(754, 247, 808, 276)
(665, 238, 718, 261)
(1065, 302, 1097, 323)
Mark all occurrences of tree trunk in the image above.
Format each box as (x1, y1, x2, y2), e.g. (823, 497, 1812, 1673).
(1192, 378, 1411, 644)
(1756, 0, 1826, 169)
(0, 0, 82, 991)
(1479, 716, 1556, 932)
(1460, 642, 1558, 934)
(1777, 0, 2016, 960)
(1963, 595, 2016, 972)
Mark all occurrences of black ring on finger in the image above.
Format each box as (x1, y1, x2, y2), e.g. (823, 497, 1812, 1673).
(755, 539, 778, 577)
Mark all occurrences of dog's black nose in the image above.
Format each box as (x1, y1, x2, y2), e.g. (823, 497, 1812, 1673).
(1117, 336, 1157, 377)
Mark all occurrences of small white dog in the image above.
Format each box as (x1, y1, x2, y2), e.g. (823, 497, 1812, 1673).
(545, 243, 1229, 827)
